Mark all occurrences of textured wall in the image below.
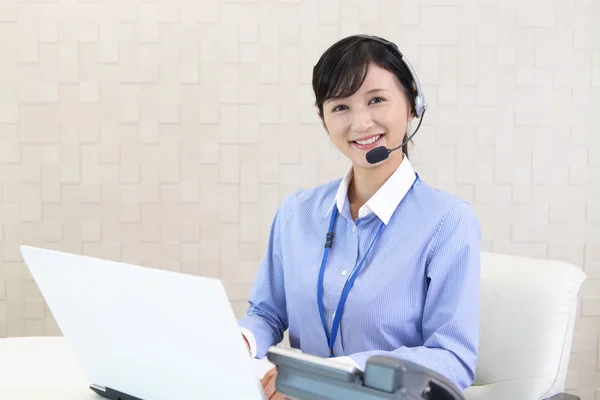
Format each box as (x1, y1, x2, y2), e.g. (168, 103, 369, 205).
(0, 0, 598, 398)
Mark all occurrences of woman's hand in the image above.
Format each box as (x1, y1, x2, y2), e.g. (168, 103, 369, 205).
(242, 335, 291, 399)
(261, 367, 290, 400)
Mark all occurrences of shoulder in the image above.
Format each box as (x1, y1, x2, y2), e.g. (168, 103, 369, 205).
(410, 178, 480, 228)
(409, 179, 481, 263)
(276, 177, 342, 220)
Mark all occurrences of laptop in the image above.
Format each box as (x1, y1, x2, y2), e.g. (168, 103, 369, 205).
(19, 245, 267, 400)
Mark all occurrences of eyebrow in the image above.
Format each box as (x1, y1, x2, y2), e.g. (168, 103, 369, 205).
(366, 88, 389, 94)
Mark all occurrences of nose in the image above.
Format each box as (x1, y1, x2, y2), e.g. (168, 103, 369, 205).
(351, 107, 374, 133)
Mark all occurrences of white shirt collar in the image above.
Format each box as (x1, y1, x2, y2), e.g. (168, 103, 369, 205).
(327, 155, 417, 225)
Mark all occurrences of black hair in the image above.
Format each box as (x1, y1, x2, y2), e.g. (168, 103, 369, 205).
(312, 35, 417, 156)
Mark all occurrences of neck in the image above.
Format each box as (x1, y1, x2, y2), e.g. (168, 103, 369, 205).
(348, 152, 404, 206)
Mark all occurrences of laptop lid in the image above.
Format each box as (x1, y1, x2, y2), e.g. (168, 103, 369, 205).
(20, 245, 266, 400)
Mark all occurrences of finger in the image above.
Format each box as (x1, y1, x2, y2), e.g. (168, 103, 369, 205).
(265, 372, 278, 399)
(261, 367, 276, 388)
(260, 367, 274, 385)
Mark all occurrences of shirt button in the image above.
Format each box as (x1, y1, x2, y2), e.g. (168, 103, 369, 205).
(341, 270, 348, 276)
(352, 226, 357, 232)
(332, 312, 336, 319)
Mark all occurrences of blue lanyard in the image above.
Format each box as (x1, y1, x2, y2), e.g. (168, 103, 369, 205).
(317, 205, 385, 357)
(316, 173, 419, 357)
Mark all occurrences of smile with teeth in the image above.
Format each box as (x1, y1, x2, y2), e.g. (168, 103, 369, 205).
(353, 134, 384, 145)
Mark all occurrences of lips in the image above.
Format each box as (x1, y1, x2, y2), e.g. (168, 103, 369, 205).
(351, 133, 385, 150)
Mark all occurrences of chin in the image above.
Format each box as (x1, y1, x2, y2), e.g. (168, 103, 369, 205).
(350, 146, 403, 171)
(351, 155, 387, 170)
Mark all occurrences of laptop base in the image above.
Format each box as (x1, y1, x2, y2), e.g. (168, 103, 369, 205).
(90, 384, 143, 400)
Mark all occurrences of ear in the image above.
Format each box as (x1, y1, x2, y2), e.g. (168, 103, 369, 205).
(408, 104, 416, 123)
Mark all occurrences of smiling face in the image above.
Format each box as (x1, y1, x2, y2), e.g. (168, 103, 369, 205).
(320, 63, 414, 171)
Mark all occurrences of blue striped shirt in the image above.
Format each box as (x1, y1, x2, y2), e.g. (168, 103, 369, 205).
(238, 157, 481, 391)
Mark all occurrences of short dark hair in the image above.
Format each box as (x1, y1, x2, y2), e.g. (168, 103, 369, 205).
(312, 35, 417, 156)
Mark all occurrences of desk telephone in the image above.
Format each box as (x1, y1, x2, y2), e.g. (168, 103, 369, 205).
(266, 347, 464, 400)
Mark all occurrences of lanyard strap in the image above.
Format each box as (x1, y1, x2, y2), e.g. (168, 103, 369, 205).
(317, 206, 385, 357)
(317, 173, 419, 357)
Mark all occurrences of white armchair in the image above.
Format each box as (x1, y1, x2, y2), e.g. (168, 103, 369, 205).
(464, 252, 587, 400)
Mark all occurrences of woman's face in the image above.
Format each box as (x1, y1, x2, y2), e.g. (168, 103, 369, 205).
(321, 63, 413, 170)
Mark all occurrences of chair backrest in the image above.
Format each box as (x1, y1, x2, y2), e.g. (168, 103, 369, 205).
(464, 252, 586, 400)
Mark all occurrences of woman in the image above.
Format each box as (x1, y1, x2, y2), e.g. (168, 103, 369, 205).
(238, 34, 481, 399)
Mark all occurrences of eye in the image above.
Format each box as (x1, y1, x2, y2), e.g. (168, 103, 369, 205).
(370, 96, 385, 104)
(331, 104, 348, 112)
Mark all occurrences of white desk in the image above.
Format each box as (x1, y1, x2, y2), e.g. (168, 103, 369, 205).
(0, 336, 275, 400)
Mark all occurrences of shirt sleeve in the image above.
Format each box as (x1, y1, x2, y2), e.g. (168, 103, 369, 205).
(237, 206, 289, 359)
(346, 200, 481, 391)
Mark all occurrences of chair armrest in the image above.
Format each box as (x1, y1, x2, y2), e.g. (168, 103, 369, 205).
(543, 393, 580, 400)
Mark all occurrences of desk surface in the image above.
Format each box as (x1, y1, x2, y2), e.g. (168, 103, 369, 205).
(0, 336, 274, 400)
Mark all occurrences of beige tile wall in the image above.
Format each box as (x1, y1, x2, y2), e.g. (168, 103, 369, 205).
(0, 0, 598, 398)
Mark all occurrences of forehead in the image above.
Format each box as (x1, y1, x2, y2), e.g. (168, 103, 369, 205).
(359, 63, 398, 89)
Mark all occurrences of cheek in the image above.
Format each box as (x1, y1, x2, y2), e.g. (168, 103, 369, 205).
(380, 109, 407, 133)
(380, 106, 404, 123)
(324, 118, 349, 141)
